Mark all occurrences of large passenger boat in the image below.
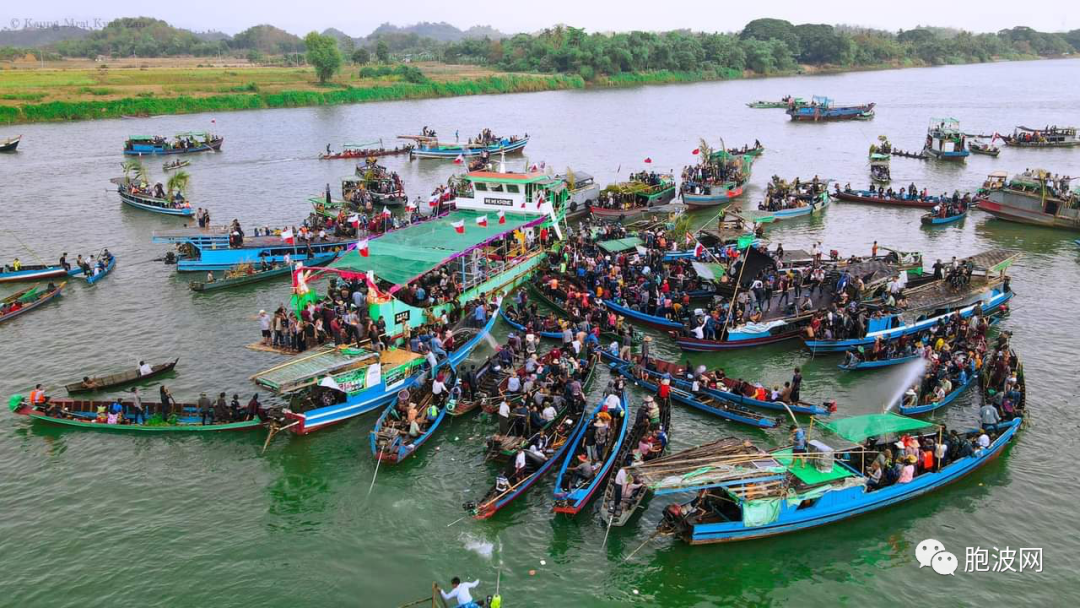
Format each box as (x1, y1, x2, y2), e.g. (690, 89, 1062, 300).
(123, 132, 223, 156)
(976, 169, 1080, 231)
(923, 118, 969, 161)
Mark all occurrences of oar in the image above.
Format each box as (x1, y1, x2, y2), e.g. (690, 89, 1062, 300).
(601, 510, 616, 549)
(622, 530, 661, 562)
(445, 514, 469, 528)
(368, 446, 384, 496)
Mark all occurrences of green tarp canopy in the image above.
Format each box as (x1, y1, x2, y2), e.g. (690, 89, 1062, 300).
(773, 449, 856, 485)
(691, 261, 727, 281)
(330, 209, 540, 287)
(597, 237, 643, 253)
(822, 413, 937, 443)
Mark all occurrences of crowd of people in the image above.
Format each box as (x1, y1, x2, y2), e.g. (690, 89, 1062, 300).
(681, 153, 746, 196)
(898, 311, 994, 408)
(758, 175, 827, 212)
(594, 171, 671, 211)
(119, 179, 189, 210)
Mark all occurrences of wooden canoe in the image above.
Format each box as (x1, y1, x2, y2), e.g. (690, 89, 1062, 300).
(65, 357, 180, 394)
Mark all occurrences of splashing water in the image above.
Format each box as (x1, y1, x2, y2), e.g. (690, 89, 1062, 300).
(480, 333, 501, 350)
(882, 357, 928, 413)
(460, 532, 495, 560)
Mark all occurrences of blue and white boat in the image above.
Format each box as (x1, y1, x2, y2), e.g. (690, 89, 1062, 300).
(553, 390, 629, 515)
(838, 353, 921, 370)
(123, 132, 223, 156)
(85, 254, 116, 285)
(498, 306, 563, 340)
(602, 298, 685, 331)
(898, 372, 978, 416)
(787, 97, 874, 122)
(401, 134, 528, 159)
(614, 364, 776, 429)
(923, 118, 969, 161)
(118, 186, 195, 217)
(153, 228, 351, 272)
(369, 377, 452, 464)
(804, 287, 1013, 353)
(0, 263, 81, 284)
(745, 190, 829, 223)
(921, 208, 969, 226)
(652, 413, 1021, 544)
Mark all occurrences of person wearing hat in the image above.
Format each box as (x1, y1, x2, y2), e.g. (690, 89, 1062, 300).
(566, 454, 594, 489)
(897, 455, 916, 484)
(640, 336, 652, 367)
(790, 424, 807, 467)
(198, 392, 212, 425)
(658, 376, 672, 409)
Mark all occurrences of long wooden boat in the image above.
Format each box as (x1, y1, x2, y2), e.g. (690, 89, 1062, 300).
(448, 350, 515, 417)
(0, 135, 21, 152)
(524, 279, 642, 345)
(400, 134, 529, 159)
(745, 190, 829, 222)
(614, 364, 776, 429)
(969, 141, 1000, 157)
(498, 306, 563, 340)
(117, 186, 195, 217)
(838, 353, 920, 370)
(124, 133, 223, 156)
(370, 376, 448, 463)
(601, 298, 684, 331)
(0, 282, 64, 324)
(787, 98, 874, 122)
(65, 358, 179, 394)
(655, 414, 1021, 544)
(190, 254, 336, 292)
(920, 209, 968, 225)
(319, 144, 413, 159)
(553, 390, 629, 515)
(898, 371, 979, 416)
(599, 390, 672, 527)
(831, 189, 940, 209)
(468, 404, 583, 520)
(0, 263, 81, 284)
(163, 159, 191, 172)
(85, 254, 116, 285)
(11, 397, 264, 433)
(1003, 126, 1080, 148)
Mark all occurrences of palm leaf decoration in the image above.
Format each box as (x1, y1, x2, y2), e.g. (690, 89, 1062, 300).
(167, 170, 190, 197)
(698, 138, 713, 162)
(122, 159, 146, 184)
(565, 167, 576, 190)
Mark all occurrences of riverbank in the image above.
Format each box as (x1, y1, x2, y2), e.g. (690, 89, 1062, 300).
(0, 54, 1059, 125)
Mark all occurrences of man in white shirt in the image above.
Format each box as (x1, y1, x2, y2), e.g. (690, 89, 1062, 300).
(497, 399, 510, 435)
(438, 577, 480, 607)
(603, 392, 622, 415)
(431, 375, 447, 405)
(137, 360, 153, 376)
(541, 402, 557, 422)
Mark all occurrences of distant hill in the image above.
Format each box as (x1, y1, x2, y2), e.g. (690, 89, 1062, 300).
(193, 30, 231, 43)
(0, 25, 91, 48)
(368, 21, 505, 42)
(232, 24, 304, 53)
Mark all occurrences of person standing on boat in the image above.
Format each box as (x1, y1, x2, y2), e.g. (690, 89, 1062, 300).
(790, 367, 803, 402)
(438, 577, 480, 608)
(159, 385, 174, 421)
(130, 387, 145, 424)
(198, 392, 212, 425)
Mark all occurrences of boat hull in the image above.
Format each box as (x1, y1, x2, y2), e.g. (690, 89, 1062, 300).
(86, 256, 116, 285)
(683, 185, 744, 208)
(412, 137, 528, 159)
(832, 190, 939, 209)
(898, 373, 978, 415)
(0, 136, 21, 152)
(119, 191, 194, 216)
(552, 391, 629, 515)
(124, 138, 223, 155)
(0, 266, 80, 284)
(921, 211, 967, 225)
(0, 283, 64, 324)
(978, 190, 1080, 231)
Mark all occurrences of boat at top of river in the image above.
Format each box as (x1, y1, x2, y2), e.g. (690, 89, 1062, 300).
(153, 225, 352, 272)
(1003, 125, 1080, 148)
(399, 129, 528, 160)
(590, 171, 677, 218)
(123, 132, 223, 156)
(0, 134, 21, 152)
(681, 146, 756, 209)
(786, 96, 874, 122)
(319, 141, 414, 159)
(976, 169, 1080, 231)
(747, 97, 804, 109)
(923, 118, 970, 161)
(742, 177, 829, 223)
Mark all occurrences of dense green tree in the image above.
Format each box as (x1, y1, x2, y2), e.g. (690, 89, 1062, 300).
(303, 31, 342, 83)
(352, 48, 370, 64)
(741, 18, 801, 56)
(375, 40, 390, 62)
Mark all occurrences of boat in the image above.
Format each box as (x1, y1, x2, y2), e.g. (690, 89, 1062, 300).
(590, 172, 676, 218)
(869, 141, 891, 183)
(552, 390, 630, 515)
(653, 413, 1021, 544)
(319, 142, 413, 159)
(351, 159, 407, 205)
(614, 364, 776, 429)
(787, 97, 874, 122)
(0, 135, 21, 152)
(976, 169, 1080, 231)
(189, 254, 337, 291)
(153, 228, 349, 272)
(399, 132, 528, 160)
(601, 298, 684, 332)
(85, 253, 116, 285)
(969, 139, 1001, 157)
(747, 98, 802, 109)
(123, 132, 223, 155)
(0, 261, 81, 284)
(114, 178, 194, 217)
(898, 370, 979, 416)
(163, 159, 191, 172)
(923, 118, 969, 161)
(744, 181, 829, 223)
(726, 143, 765, 157)
(839, 353, 920, 371)
(1003, 125, 1080, 148)
(920, 207, 969, 226)
(370, 375, 452, 463)
(890, 149, 929, 160)
(831, 187, 943, 209)
(0, 282, 64, 324)
(599, 390, 672, 526)
(448, 351, 516, 417)
(523, 275, 643, 345)
(499, 305, 563, 340)
(681, 148, 755, 209)
(65, 358, 180, 394)
(559, 169, 601, 219)
(11, 396, 263, 432)
(467, 405, 584, 520)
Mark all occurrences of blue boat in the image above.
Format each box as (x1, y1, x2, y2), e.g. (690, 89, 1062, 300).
(0, 263, 81, 284)
(613, 364, 776, 429)
(0, 282, 65, 324)
(787, 97, 875, 122)
(498, 306, 563, 340)
(804, 287, 1013, 353)
(252, 309, 498, 435)
(404, 135, 529, 159)
(838, 354, 921, 371)
(921, 208, 969, 225)
(602, 298, 685, 331)
(85, 254, 116, 285)
(652, 414, 1021, 544)
(123, 132, 223, 156)
(152, 228, 351, 272)
(898, 372, 979, 416)
(553, 390, 630, 515)
(118, 187, 195, 217)
(923, 118, 970, 161)
(369, 376, 451, 464)
(745, 191, 829, 222)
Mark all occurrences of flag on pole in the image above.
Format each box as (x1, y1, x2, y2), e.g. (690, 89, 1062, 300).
(382, 208, 392, 218)
(348, 214, 360, 227)
(452, 220, 465, 234)
(644, 157, 652, 164)
(692, 148, 700, 155)
(536, 190, 546, 209)
(694, 242, 705, 258)
(357, 239, 370, 257)
(476, 215, 488, 227)
(454, 154, 464, 165)
(497, 210, 506, 224)
(429, 195, 439, 207)
(281, 229, 294, 245)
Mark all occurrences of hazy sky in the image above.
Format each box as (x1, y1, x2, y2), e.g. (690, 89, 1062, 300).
(8, 0, 1076, 36)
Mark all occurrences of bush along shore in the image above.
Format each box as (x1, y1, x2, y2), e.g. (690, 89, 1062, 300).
(0, 73, 585, 124)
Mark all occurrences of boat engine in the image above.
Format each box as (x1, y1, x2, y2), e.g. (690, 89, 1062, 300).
(163, 251, 176, 265)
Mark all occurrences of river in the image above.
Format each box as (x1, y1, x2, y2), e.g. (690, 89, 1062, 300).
(1, 58, 1077, 607)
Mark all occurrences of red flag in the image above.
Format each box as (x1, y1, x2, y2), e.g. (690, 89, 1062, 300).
(429, 195, 439, 207)
(692, 148, 700, 155)
(497, 210, 506, 224)
(644, 157, 652, 164)
(382, 208, 392, 218)
(684, 233, 692, 246)
(476, 215, 488, 227)
(358, 239, 370, 257)
(454, 154, 464, 165)
(281, 229, 294, 245)
(694, 242, 705, 258)
(348, 214, 360, 227)
(452, 220, 465, 234)
(536, 190, 546, 209)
